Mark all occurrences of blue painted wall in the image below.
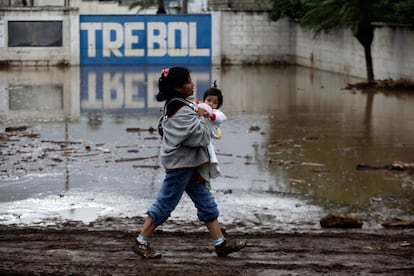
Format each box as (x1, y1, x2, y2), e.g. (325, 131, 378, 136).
(80, 15, 212, 65)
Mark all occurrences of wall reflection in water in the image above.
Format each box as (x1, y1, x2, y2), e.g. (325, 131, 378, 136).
(0, 65, 214, 123)
(80, 65, 213, 115)
(0, 67, 79, 123)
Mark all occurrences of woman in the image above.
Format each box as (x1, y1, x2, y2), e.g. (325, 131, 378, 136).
(131, 67, 247, 259)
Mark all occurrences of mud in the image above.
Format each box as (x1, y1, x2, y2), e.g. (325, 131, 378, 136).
(1, 217, 413, 275)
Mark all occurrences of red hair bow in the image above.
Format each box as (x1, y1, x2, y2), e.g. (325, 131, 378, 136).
(161, 68, 170, 78)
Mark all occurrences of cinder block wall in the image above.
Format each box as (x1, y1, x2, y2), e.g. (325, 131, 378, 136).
(294, 26, 367, 79)
(372, 25, 414, 80)
(214, 11, 295, 65)
(214, 11, 414, 79)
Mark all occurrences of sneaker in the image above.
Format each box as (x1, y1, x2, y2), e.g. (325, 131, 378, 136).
(215, 239, 247, 257)
(131, 240, 162, 259)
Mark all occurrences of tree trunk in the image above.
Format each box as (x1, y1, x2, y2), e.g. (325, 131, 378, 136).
(157, 0, 166, 14)
(182, 0, 188, 14)
(355, 20, 374, 82)
(355, 20, 375, 82)
(363, 44, 374, 82)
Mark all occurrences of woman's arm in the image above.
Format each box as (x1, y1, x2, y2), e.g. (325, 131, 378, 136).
(163, 106, 212, 148)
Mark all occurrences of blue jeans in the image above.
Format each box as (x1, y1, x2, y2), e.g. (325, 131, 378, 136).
(147, 168, 219, 226)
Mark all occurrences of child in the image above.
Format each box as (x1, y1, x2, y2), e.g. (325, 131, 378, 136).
(196, 81, 227, 187)
(198, 81, 227, 139)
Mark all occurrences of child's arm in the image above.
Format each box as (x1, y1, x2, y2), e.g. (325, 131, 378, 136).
(210, 109, 227, 125)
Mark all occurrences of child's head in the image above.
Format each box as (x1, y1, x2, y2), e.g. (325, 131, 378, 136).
(156, 67, 192, 102)
(203, 81, 223, 109)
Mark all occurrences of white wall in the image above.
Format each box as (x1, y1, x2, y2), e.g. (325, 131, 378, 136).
(70, 0, 140, 15)
(214, 11, 414, 79)
(0, 7, 79, 66)
(214, 11, 295, 65)
(294, 23, 414, 80)
(372, 25, 414, 79)
(294, 26, 367, 78)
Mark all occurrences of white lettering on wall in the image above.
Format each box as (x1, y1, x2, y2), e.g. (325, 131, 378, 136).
(125, 22, 145, 57)
(103, 23, 123, 57)
(167, 22, 188, 56)
(81, 23, 102, 58)
(80, 21, 210, 58)
(147, 22, 167, 57)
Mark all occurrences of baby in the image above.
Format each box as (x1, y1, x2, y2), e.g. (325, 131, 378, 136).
(197, 82, 227, 187)
(197, 81, 227, 138)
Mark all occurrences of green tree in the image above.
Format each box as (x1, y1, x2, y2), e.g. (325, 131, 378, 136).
(394, 0, 414, 25)
(269, 0, 308, 20)
(268, 0, 414, 82)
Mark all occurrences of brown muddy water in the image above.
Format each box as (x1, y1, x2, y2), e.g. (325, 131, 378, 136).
(0, 65, 413, 231)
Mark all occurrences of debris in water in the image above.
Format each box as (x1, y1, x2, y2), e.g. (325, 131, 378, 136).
(382, 218, 414, 228)
(132, 165, 160, 169)
(126, 127, 157, 133)
(5, 126, 30, 132)
(115, 155, 158, 163)
(320, 213, 363, 229)
(356, 161, 414, 172)
(248, 125, 260, 132)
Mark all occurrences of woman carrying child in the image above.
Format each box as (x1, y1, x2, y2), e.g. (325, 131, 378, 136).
(131, 67, 247, 259)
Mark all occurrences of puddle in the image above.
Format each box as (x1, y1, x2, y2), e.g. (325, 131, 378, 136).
(57, 207, 102, 223)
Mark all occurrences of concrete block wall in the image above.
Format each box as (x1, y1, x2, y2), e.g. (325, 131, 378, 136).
(292, 23, 414, 80)
(294, 26, 367, 79)
(216, 11, 414, 79)
(214, 11, 295, 65)
(372, 25, 414, 80)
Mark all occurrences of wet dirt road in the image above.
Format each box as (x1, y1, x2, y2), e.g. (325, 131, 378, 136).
(1, 218, 413, 275)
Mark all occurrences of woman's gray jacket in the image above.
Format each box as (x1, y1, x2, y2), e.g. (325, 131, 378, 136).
(159, 100, 212, 169)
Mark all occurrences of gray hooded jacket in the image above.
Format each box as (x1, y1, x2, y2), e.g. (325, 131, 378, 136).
(160, 99, 212, 169)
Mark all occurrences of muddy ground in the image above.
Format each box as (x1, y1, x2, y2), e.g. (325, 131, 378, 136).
(0, 217, 413, 275)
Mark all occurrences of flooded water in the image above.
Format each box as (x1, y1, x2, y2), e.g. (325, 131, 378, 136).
(0, 65, 413, 231)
